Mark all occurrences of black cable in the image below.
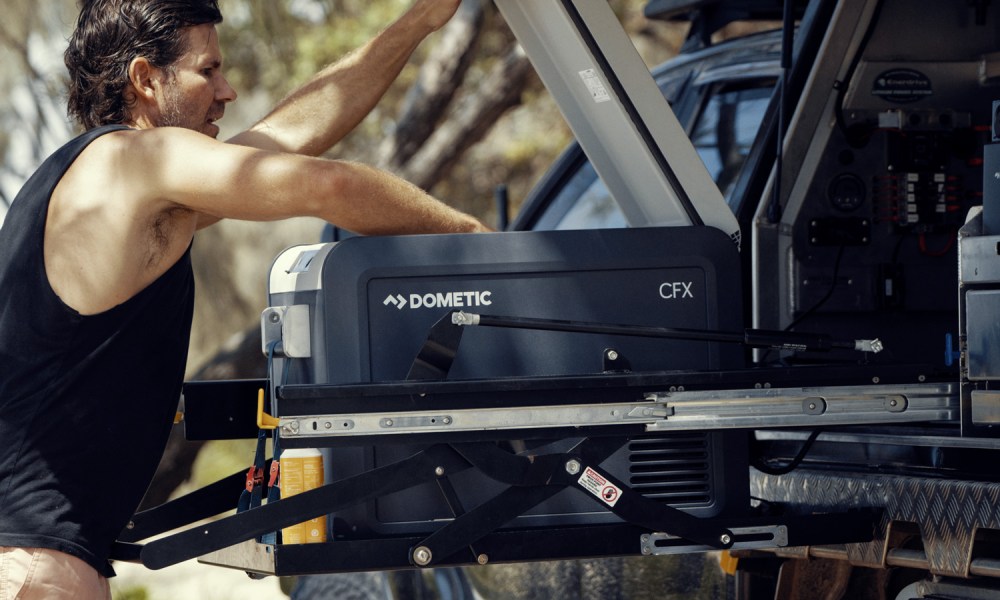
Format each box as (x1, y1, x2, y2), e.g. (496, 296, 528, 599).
(755, 245, 844, 365)
(785, 245, 845, 333)
(752, 429, 824, 476)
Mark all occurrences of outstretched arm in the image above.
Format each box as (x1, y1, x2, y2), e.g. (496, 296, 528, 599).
(147, 127, 487, 235)
(44, 125, 488, 316)
(228, 0, 461, 156)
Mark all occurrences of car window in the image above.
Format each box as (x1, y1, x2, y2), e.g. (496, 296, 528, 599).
(530, 78, 775, 231)
(690, 83, 775, 213)
(534, 161, 625, 230)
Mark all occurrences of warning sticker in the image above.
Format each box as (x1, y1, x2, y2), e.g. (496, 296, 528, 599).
(579, 69, 611, 104)
(578, 466, 622, 507)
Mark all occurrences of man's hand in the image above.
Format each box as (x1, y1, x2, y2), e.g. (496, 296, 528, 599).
(408, 0, 463, 33)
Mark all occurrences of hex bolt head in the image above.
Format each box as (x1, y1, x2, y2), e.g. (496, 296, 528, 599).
(606, 350, 619, 361)
(413, 546, 433, 566)
(720, 534, 732, 545)
(434, 466, 445, 477)
(477, 554, 489, 565)
(565, 459, 582, 475)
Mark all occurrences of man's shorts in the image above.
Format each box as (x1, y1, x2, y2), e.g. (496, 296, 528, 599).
(0, 546, 110, 600)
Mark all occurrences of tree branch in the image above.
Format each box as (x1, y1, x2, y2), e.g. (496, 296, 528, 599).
(377, 0, 485, 171)
(401, 44, 533, 191)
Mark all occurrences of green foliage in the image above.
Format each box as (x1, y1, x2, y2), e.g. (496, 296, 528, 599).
(112, 585, 150, 600)
(217, 0, 411, 101)
(189, 439, 260, 492)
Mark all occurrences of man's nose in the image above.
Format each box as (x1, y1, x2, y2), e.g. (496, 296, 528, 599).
(217, 75, 237, 103)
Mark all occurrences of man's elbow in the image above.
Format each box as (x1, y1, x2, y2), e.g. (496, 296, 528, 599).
(307, 161, 358, 222)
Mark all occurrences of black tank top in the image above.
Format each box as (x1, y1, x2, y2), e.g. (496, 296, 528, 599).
(0, 125, 194, 576)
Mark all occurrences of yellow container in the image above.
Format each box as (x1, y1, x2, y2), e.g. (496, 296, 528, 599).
(279, 448, 327, 544)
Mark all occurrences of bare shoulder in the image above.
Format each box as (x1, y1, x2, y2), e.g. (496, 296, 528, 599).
(45, 128, 201, 315)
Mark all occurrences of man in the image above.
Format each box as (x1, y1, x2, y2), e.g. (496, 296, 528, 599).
(0, 0, 486, 596)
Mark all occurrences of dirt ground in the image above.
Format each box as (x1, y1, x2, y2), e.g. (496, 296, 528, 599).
(111, 558, 287, 600)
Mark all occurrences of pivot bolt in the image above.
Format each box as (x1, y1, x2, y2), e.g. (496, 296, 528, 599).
(720, 534, 732, 545)
(565, 459, 581, 475)
(434, 466, 445, 477)
(413, 546, 433, 566)
(606, 350, 619, 361)
(477, 554, 489, 565)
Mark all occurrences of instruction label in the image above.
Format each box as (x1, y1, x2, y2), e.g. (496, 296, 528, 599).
(579, 69, 611, 103)
(578, 466, 622, 507)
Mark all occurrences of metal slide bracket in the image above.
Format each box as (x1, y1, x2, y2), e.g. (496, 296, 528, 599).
(275, 311, 952, 442)
(275, 382, 955, 441)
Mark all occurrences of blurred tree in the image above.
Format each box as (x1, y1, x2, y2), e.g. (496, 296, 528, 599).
(0, 0, 77, 210)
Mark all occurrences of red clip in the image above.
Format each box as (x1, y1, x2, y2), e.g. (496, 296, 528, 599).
(268, 461, 280, 488)
(245, 466, 264, 493)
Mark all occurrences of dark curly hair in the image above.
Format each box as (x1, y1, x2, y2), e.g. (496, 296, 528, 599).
(65, 0, 223, 130)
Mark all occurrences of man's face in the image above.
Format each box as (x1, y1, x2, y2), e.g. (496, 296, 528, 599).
(156, 24, 236, 138)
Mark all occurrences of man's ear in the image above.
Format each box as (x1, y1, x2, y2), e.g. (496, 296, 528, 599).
(127, 57, 158, 102)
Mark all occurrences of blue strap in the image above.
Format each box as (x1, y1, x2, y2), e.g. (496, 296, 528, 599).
(237, 341, 280, 516)
(236, 427, 268, 514)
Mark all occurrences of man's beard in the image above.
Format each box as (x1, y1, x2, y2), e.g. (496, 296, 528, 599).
(156, 84, 186, 129)
(154, 78, 222, 137)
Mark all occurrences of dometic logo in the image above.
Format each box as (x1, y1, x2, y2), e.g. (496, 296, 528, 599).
(659, 281, 694, 299)
(383, 290, 493, 310)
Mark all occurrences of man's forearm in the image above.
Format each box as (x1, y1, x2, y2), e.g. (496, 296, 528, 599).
(229, 0, 461, 156)
(317, 159, 490, 235)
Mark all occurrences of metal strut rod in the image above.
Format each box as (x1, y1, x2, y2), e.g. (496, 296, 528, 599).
(140, 440, 741, 571)
(451, 311, 883, 354)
